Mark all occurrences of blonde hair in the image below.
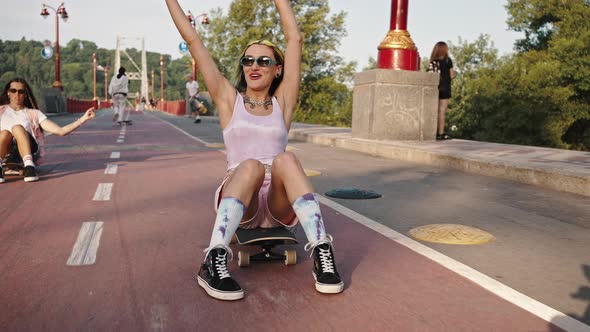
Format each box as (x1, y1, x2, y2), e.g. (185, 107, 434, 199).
(233, 39, 285, 96)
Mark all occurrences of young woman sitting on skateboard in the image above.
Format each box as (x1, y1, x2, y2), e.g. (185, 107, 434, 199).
(166, 0, 344, 300)
(0, 77, 95, 183)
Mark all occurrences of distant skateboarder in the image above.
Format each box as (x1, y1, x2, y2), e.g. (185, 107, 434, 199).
(109, 67, 130, 125)
(185, 75, 204, 123)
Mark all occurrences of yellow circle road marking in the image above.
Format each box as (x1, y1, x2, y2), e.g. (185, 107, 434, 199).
(286, 145, 299, 151)
(206, 143, 225, 148)
(304, 169, 321, 177)
(409, 224, 495, 245)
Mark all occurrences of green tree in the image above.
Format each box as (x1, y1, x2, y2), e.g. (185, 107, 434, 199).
(446, 1, 590, 150)
(506, 0, 590, 149)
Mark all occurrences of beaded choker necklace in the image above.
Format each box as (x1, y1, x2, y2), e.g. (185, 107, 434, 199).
(243, 95, 272, 110)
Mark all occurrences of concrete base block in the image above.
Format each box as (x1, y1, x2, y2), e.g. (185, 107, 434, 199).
(352, 69, 439, 141)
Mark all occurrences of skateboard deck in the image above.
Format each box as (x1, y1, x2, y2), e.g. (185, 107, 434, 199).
(234, 227, 298, 267)
(1, 161, 24, 176)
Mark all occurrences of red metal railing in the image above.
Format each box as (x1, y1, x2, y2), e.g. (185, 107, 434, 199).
(66, 98, 113, 113)
(157, 100, 187, 116)
(66, 98, 98, 113)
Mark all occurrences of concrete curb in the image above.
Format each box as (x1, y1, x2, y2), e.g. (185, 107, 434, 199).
(289, 128, 590, 197)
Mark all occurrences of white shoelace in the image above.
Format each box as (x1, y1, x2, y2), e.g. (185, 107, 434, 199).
(304, 234, 336, 274)
(317, 247, 335, 273)
(203, 245, 233, 279)
(215, 252, 231, 279)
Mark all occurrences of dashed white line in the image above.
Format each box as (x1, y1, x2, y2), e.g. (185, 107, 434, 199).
(66, 221, 104, 266)
(117, 139, 124, 143)
(110, 152, 120, 159)
(104, 163, 118, 174)
(93, 183, 113, 201)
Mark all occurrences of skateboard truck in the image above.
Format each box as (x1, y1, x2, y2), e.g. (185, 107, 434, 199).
(234, 227, 298, 267)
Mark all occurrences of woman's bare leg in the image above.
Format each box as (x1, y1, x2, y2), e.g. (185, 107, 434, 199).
(438, 99, 449, 135)
(221, 159, 266, 219)
(0, 130, 13, 159)
(267, 151, 313, 221)
(10, 125, 32, 159)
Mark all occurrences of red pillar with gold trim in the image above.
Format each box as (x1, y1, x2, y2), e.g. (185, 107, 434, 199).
(377, 0, 419, 70)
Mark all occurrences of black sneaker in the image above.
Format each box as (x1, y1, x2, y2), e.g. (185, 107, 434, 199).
(197, 247, 244, 301)
(0, 164, 4, 183)
(309, 238, 344, 294)
(436, 133, 451, 141)
(194, 118, 201, 123)
(23, 166, 39, 182)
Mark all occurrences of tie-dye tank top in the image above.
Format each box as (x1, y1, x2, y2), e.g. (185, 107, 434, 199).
(223, 93, 288, 170)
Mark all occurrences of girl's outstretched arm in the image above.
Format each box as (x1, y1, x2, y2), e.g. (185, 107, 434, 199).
(273, 0, 303, 129)
(165, 0, 236, 125)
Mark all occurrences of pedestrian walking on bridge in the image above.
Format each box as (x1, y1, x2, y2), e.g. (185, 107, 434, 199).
(109, 67, 130, 125)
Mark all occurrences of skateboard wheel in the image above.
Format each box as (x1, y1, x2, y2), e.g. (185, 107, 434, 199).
(284, 250, 296, 265)
(238, 251, 250, 267)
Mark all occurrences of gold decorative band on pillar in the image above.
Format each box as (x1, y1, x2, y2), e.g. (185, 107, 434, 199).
(377, 29, 419, 71)
(378, 29, 417, 51)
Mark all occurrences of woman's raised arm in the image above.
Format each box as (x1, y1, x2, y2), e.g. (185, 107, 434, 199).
(164, 0, 235, 117)
(273, 0, 303, 128)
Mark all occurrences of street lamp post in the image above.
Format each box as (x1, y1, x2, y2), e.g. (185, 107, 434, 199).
(186, 11, 209, 81)
(377, 0, 419, 70)
(151, 69, 155, 102)
(93, 52, 97, 100)
(97, 64, 110, 102)
(40, 2, 69, 90)
(104, 66, 110, 102)
(160, 55, 164, 102)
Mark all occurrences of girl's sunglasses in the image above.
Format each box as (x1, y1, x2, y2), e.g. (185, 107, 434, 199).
(8, 88, 26, 95)
(240, 55, 278, 67)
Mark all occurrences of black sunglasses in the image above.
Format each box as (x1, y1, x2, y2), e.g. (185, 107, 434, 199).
(240, 55, 278, 67)
(8, 88, 26, 95)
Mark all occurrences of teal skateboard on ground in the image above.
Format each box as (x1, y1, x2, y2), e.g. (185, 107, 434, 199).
(234, 227, 298, 267)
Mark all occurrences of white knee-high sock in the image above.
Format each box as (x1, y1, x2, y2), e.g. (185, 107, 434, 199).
(23, 155, 35, 167)
(292, 193, 326, 243)
(207, 197, 245, 251)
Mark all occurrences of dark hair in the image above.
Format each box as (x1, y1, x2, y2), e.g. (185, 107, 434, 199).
(117, 67, 126, 79)
(429, 41, 449, 63)
(233, 40, 285, 96)
(0, 77, 39, 109)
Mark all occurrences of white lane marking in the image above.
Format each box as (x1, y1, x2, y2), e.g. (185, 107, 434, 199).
(93, 183, 113, 201)
(317, 196, 590, 332)
(110, 152, 120, 159)
(118, 135, 125, 139)
(66, 221, 104, 266)
(152, 115, 210, 145)
(104, 163, 118, 174)
(117, 139, 124, 143)
(152, 115, 227, 155)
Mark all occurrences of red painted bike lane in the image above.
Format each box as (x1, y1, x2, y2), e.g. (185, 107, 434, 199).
(0, 111, 579, 331)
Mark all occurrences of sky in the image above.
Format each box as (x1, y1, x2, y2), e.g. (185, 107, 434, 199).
(1, 1, 522, 70)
